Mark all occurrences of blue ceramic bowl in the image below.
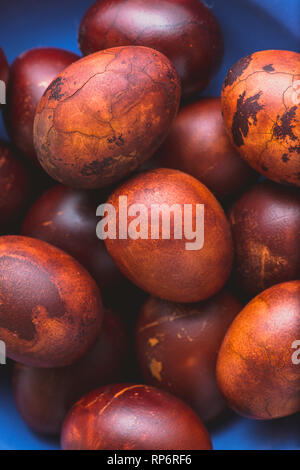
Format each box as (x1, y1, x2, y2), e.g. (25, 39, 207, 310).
(0, 0, 299, 450)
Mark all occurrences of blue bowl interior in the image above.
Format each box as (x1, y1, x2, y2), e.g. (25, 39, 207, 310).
(0, 0, 299, 450)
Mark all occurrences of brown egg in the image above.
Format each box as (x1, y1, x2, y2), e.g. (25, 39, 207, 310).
(217, 280, 300, 420)
(0, 236, 103, 367)
(61, 384, 213, 450)
(221, 50, 300, 187)
(0, 47, 9, 88)
(78, 0, 224, 98)
(0, 141, 30, 228)
(5, 48, 79, 164)
(21, 184, 122, 291)
(229, 180, 300, 297)
(158, 98, 257, 200)
(136, 290, 242, 422)
(33, 46, 181, 189)
(13, 309, 127, 435)
(104, 168, 233, 302)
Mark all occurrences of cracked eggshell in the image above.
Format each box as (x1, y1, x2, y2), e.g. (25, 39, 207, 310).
(61, 384, 213, 450)
(33, 46, 181, 189)
(221, 50, 300, 187)
(0, 236, 103, 367)
(104, 168, 233, 303)
(78, 0, 224, 98)
(5, 48, 79, 164)
(217, 280, 300, 420)
(229, 180, 300, 297)
(136, 290, 242, 422)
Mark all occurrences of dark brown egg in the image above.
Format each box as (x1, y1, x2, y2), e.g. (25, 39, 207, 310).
(0, 47, 9, 88)
(5, 48, 79, 164)
(33, 46, 181, 189)
(61, 384, 213, 449)
(136, 290, 242, 422)
(13, 309, 127, 435)
(0, 236, 103, 367)
(222, 50, 300, 187)
(104, 168, 233, 303)
(78, 0, 224, 98)
(158, 98, 257, 200)
(217, 280, 300, 420)
(22, 184, 122, 291)
(0, 141, 30, 228)
(229, 180, 300, 297)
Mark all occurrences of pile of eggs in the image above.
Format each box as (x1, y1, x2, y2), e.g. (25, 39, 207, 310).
(0, 0, 299, 451)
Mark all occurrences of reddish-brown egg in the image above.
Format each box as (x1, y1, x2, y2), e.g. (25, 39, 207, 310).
(0, 47, 9, 89)
(229, 180, 300, 297)
(0, 236, 103, 367)
(13, 309, 127, 435)
(33, 46, 181, 189)
(21, 184, 122, 291)
(61, 384, 213, 450)
(0, 141, 30, 228)
(158, 98, 257, 200)
(104, 168, 233, 303)
(78, 0, 224, 98)
(217, 281, 300, 420)
(136, 290, 242, 422)
(5, 48, 79, 164)
(221, 50, 300, 187)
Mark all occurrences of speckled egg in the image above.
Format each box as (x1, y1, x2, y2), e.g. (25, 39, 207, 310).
(61, 384, 213, 450)
(104, 168, 233, 303)
(33, 46, 181, 189)
(217, 280, 300, 420)
(5, 48, 79, 164)
(136, 290, 242, 422)
(229, 180, 300, 297)
(78, 0, 224, 98)
(221, 50, 300, 187)
(0, 236, 103, 367)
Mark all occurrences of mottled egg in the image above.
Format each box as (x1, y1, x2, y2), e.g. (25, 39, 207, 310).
(61, 384, 213, 450)
(217, 280, 300, 420)
(229, 180, 300, 297)
(13, 309, 127, 435)
(0, 236, 103, 367)
(33, 46, 181, 188)
(222, 50, 300, 187)
(5, 48, 79, 164)
(78, 0, 224, 98)
(104, 168, 233, 303)
(136, 290, 242, 422)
